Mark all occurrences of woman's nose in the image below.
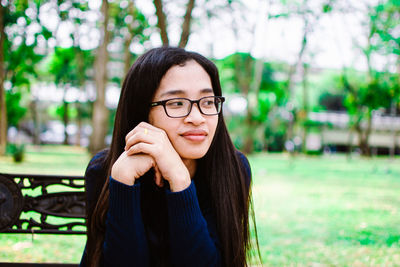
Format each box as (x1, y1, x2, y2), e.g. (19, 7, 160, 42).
(184, 103, 206, 124)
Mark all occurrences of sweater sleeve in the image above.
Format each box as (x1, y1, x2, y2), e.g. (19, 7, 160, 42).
(165, 182, 221, 267)
(102, 177, 149, 267)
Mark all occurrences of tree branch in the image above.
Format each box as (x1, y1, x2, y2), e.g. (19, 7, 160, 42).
(178, 0, 195, 48)
(153, 0, 169, 45)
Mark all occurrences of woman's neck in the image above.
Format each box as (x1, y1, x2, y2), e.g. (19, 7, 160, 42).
(182, 159, 197, 179)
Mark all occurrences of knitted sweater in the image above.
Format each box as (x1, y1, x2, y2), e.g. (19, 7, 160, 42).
(80, 150, 251, 267)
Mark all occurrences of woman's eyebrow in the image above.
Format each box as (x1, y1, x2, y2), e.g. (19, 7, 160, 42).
(159, 88, 213, 98)
(159, 89, 185, 98)
(200, 88, 214, 94)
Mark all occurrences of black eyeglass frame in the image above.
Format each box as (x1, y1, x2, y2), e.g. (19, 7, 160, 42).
(150, 96, 225, 118)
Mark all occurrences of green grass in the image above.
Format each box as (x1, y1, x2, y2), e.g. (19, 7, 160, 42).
(1, 146, 400, 265)
(249, 153, 400, 266)
(0, 145, 91, 175)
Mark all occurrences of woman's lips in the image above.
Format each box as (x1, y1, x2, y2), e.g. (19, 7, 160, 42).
(181, 130, 207, 142)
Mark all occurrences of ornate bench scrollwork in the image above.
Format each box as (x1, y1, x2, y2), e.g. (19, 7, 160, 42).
(0, 173, 86, 234)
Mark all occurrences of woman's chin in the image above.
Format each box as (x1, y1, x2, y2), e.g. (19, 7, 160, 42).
(178, 150, 208, 160)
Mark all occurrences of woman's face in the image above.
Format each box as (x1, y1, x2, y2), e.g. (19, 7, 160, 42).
(149, 60, 219, 161)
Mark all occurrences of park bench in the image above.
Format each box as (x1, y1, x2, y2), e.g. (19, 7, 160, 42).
(0, 173, 86, 266)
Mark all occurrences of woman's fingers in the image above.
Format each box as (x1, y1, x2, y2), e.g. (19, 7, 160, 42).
(111, 152, 155, 185)
(124, 124, 166, 151)
(125, 131, 151, 151)
(126, 142, 153, 156)
(125, 144, 165, 187)
(123, 121, 189, 191)
(125, 122, 164, 146)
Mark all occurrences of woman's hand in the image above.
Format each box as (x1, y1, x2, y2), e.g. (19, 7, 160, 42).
(112, 122, 191, 191)
(111, 151, 155, 186)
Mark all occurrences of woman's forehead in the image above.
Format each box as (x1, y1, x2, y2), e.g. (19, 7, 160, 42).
(154, 61, 213, 99)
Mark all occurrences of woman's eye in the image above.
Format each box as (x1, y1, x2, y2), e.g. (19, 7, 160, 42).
(167, 100, 185, 108)
(203, 100, 215, 106)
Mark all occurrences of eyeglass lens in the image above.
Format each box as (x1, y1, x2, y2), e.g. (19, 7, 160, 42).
(165, 97, 222, 117)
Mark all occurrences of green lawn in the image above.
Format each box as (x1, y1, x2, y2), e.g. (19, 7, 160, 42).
(250, 153, 400, 266)
(1, 146, 400, 265)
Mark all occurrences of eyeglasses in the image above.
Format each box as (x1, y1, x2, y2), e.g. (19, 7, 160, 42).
(150, 96, 225, 118)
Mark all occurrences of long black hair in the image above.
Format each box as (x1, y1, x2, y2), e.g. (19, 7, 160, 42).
(86, 46, 259, 266)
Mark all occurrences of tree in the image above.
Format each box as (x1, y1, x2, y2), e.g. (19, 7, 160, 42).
(342, 0, 398, 156)
(89, 0, 110, 154)
(1, 0, 48, 149)
(109, 1, 151, 77)
(372, 0, 400, 156)
(47, 47, 82, 144)
(342, 70, 392, 156)
(153, 0, 169, 45)
(153, 0, 196, 48)
(269, 0, 328, 152)
(43, 1, 94, 146)
(0, 3, 6, 154)
(178, 0, 195, 48)
(217, 53, 287, 153)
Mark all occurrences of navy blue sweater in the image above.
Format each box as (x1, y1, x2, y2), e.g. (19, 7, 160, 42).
(80, 150, 251, 267)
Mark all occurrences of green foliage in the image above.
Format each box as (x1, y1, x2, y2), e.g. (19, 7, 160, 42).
(5, 89, 27, 127)
(2, 0, 48, 134)
(107, 0, 152, 84)
(371, 0, 400, 56)
(5, 43, 44, 86)
(259, 63, 289, 106)
(215, 52, 253, 94)
(342, 70, 393, 117)
(304, 70, 345, 112)
(264, 110, 289, 152)
(47, 47, 80, 86)
(45, 46, 94, 87)
(4, 1, 45, 88)
(7, 143, 25, 162)
(47, 102, 92, 121)
(216, 53, 292, 152)
(322, 3, 333, 13)
(48, 104, 77, 119)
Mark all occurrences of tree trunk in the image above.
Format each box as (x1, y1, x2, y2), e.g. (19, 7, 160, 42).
(0, 4, 7, 155)
(30, 98, 40, 145)
(301, 63, 309, 153)
(76, 102, 82, 146)
(234, 54, 254, 154)
(178, 0, 195, 48)
(286, 18, 309, 144)
(63, 99, 69, 145)
(347, 127, 354, 160)
(123, 1, 136, 75)
(359, 138, 370, 156)
(124, 35, 133, 76)
(389, 100, 396, 158)
(392, 55, 400, 157)
(243, 109, 255, 154)
(153, 0, 169, 45)
(75, 48, 84, 147)
(355, 114, 372, 157)
(89, 0, 110, 155)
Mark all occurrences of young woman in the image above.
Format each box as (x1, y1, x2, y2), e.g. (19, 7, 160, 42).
(80, 46, 259, 267)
